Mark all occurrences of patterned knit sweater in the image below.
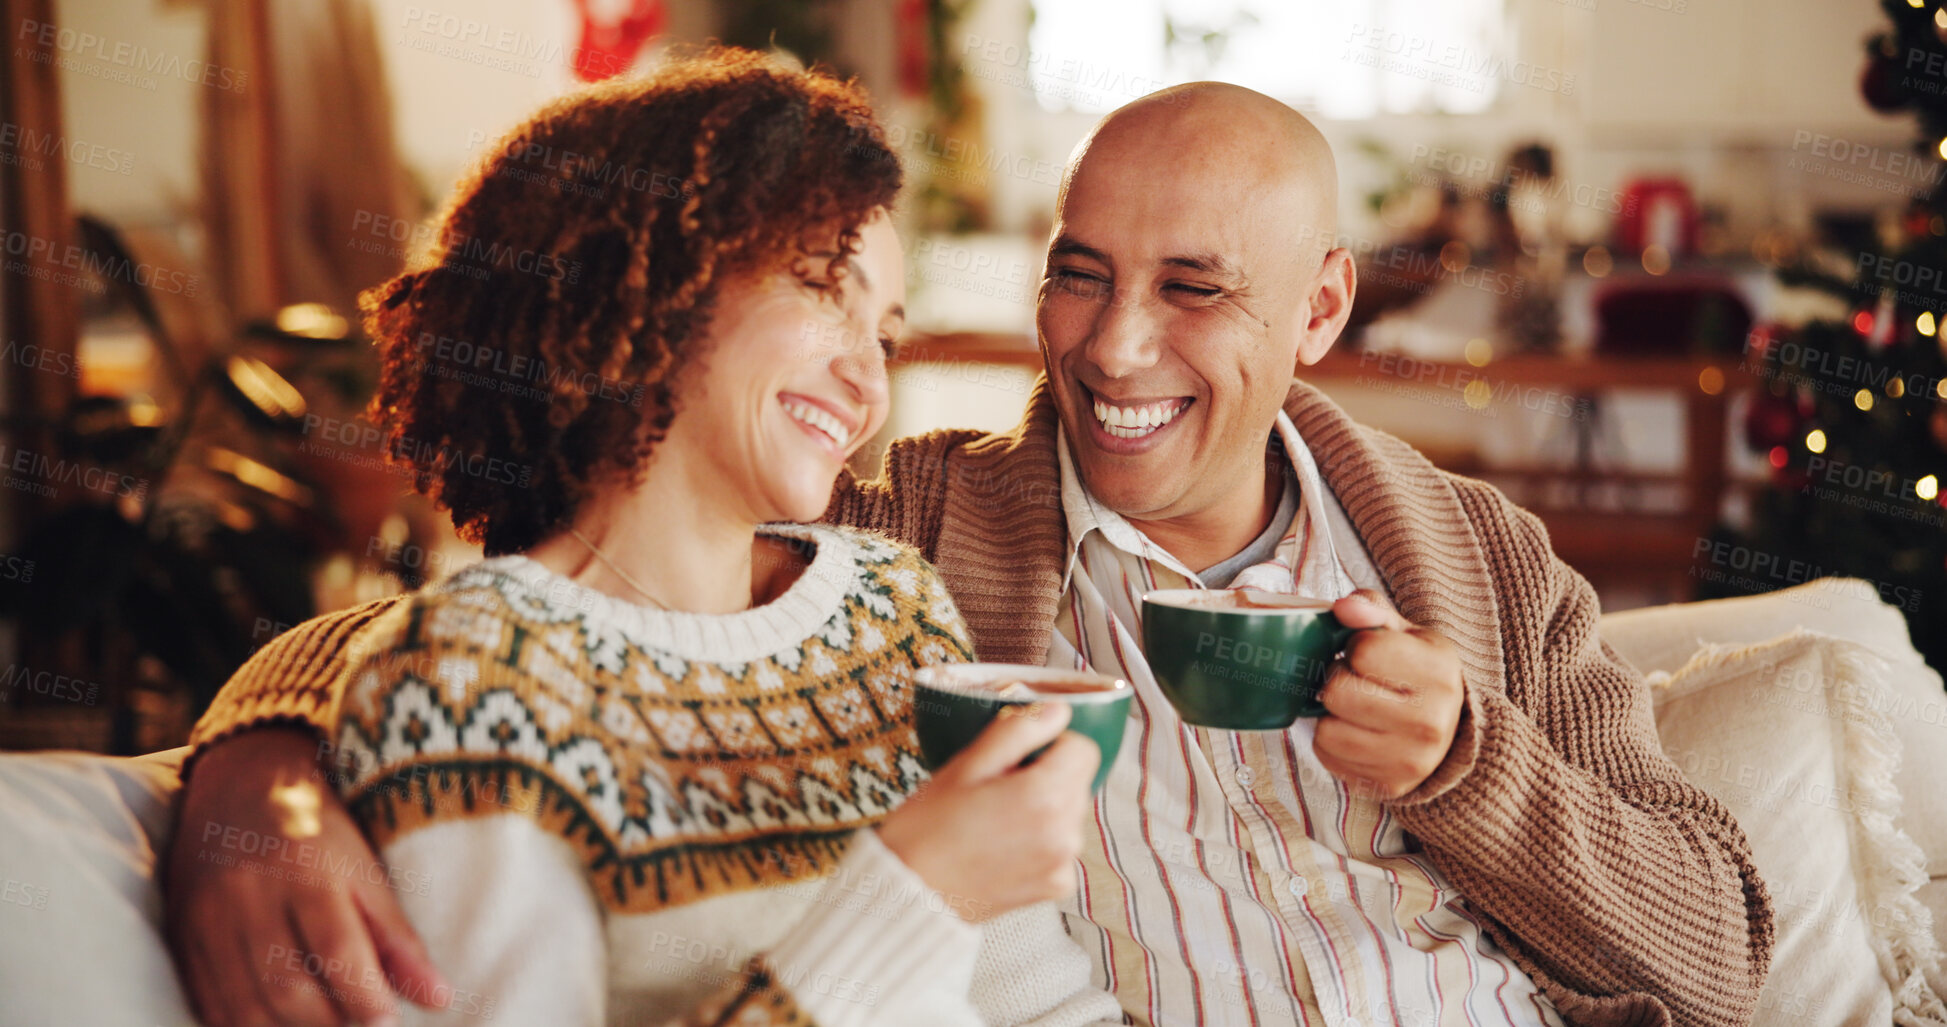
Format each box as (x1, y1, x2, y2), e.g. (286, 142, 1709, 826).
(321, 523, 1122, 1027)
(190, 378, 1774, 1026)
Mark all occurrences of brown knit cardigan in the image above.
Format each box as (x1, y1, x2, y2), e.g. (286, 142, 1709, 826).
(190, 377, 1772, 1026)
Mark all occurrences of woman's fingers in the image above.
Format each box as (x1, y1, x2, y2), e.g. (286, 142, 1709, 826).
(935, 701, 1072, 785)
(878, 701, 1105, 921)
(1018, 731, 1101, 797)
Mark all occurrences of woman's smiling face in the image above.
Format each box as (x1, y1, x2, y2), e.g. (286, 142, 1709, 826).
(660, 210, 905, 525)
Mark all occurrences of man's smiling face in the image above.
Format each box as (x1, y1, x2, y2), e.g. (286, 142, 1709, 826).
(1035, 86, 1348, 551)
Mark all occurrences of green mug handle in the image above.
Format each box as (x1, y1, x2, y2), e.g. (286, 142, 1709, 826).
(1298, 617, 1363, 718)
(1329, 618, 1360, 661)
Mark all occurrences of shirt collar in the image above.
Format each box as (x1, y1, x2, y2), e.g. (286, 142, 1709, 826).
(1056, 409, 1328, 593)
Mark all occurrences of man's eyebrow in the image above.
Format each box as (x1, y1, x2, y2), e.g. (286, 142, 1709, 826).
(1050, 237, 1246, 283)
(1161, 252, 1245, 282)
(1047, 236, 1111, 265)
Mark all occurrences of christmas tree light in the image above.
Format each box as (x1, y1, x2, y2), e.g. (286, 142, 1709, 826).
(1704, 0, 1947, 672)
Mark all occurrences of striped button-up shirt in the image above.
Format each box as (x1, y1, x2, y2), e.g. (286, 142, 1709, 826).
(1047, 413, 1566, 1027)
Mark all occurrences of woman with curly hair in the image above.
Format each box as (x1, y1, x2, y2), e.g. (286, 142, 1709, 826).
(272, 49, 1121, 1026)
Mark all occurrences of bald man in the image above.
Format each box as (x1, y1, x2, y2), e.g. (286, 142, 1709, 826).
(168, 83, 1771, 1026)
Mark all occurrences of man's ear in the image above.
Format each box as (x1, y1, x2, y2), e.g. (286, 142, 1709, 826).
(1295, 247, 1356, 367)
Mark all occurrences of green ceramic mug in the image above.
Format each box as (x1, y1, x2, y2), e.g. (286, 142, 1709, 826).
(1140, 589, 1356, 730)
(911, 663, 1131, 793)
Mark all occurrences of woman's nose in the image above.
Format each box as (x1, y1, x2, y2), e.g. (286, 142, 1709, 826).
(830, 328, 891, 408)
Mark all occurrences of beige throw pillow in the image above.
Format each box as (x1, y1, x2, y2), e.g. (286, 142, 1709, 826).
(1650, 629, 1945, 1026)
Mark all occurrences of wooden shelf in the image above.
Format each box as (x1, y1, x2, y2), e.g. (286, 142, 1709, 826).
(897, 333, 1747, 386)
(893, 333, 1757, 599)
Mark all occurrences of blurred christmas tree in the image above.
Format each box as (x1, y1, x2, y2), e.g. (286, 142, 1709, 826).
(1703, 0, 1947, 673)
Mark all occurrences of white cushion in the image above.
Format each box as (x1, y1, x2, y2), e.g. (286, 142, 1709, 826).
(1924, 879, 1947, 1003)
(0, 750, 197, 1026)
(1603, 578, 1947, 880)
(1648, 629, 1945, 1026)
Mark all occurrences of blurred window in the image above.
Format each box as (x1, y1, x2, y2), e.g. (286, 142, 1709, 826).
(1026, 0, 1509, 117)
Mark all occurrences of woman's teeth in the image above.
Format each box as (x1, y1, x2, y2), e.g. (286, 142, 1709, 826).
(1092, 398, 1187, 439)
(782, 399, 852, 448)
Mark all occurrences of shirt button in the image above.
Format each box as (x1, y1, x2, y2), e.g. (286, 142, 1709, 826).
(1287, 876, 1308, 898)
(1234, 767, 1255, 789)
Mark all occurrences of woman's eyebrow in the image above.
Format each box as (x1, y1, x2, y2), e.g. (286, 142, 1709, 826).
(844, 255, 873, 292)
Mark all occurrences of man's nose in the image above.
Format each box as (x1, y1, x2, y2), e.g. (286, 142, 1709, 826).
(1082, 288, 1161, 380)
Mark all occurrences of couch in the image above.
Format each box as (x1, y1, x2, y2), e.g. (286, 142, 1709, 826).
(2, 578, 1943, 1025)
(1602, 578, 1946, 1025)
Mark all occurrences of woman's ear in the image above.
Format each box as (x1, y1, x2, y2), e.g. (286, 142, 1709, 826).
(1295, 247, 1356, 367)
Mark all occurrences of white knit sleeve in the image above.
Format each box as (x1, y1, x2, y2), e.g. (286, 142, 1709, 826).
(763, 828, 985, 1026)
(382, 815, 606, 1026)
(971, 902, 1128, 1026)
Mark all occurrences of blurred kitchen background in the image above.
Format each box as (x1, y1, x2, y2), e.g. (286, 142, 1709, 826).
(4, 0, 1946, 751)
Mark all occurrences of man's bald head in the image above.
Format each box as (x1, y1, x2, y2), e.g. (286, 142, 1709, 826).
(1060, 82, 1340, 265)
(1034, 80, 1360, 560)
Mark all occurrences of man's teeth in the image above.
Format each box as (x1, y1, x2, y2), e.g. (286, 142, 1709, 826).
(783, 399, 851, 448)
(1092, 398, 1186, 439)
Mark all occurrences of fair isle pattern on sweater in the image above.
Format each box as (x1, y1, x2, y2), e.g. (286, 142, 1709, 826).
(333, 524, 974, 915)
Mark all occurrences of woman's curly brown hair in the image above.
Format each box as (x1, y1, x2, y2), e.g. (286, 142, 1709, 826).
(360, 47, 901, 554)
